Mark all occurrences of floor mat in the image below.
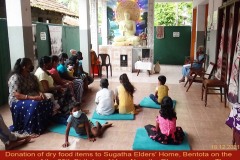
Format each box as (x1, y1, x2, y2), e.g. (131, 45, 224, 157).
(48, 119, 107, 138)
(92, 110, 134, 120)
(139, 97, 176, 109)
(132, 128, 190, 150)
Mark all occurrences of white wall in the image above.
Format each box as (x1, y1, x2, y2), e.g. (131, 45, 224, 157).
(206, 0, 222, 64)
(196, 5, 206, 32)
(193, 0, 209, 8)
(6, 0, 33, 68)
(208, 0, 223, 13)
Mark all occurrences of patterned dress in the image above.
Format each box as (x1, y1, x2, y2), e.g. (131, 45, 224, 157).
(57, 64, 84, 103)
(226, 103, 240, 133)
(8, 73, 53, 134)
(145, 115, 184, 144)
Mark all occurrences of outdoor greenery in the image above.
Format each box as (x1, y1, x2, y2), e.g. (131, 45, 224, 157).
(154, 2, 192, 26)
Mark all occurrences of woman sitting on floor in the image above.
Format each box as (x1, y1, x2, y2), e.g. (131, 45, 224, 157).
(8, 58, 53, 135)
(35, 56, 61, 113)
(57, 53, 84, 103)
(48, 55, 75, 101)
(145, 96, 184, 144)
(35, 56, 73, 114)
(68, 51, 94, 91)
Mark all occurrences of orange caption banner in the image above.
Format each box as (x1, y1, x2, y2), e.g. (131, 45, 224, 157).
(0, 150, 239, 160)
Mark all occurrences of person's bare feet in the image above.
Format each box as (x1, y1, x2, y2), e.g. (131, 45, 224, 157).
(179, 78, 185, 83)
(136, 108, 143, 112)
(29, 134, 40, 138)
(134, 104, 143, 113)
(16, 136, 31, 141)
(135, 104, 143, 110)
(5, 136, 31, 150)
(104, 122, 113, 128)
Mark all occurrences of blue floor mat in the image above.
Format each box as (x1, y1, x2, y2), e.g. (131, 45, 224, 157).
(91, 110, 134, 120)
(48, 119, 106, 139)
(132, 128, 190, 150)
(139, 97, 176, 109)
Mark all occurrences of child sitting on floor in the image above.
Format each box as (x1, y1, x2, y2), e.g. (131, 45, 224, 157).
(62, 102, 112, 147)
(95, 78, 115, 115)
(145, 96, 184, 144)
(115, 73, 142, 114)
(149, 75, 169, 104)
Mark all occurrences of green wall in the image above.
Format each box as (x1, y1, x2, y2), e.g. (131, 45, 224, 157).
(62, 26, 80, 56)
(36, 23, 80, 58)
(0, 21, 80, 106)
(36, 23, 51, 59)
(0, 19, 11, 105)
(154, 26, 191, 65)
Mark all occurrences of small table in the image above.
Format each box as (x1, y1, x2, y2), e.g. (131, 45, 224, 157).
(134, 61, 153, 76)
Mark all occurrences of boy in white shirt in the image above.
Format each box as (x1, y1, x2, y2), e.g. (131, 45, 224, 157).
(95, 78, 115, 115)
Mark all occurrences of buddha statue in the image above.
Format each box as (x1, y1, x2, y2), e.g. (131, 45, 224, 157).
(113, 11, 140, 46)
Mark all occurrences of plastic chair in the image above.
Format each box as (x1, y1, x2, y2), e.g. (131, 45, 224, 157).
(90, 50, 100, 78)
(201, 54, 228, 107)
(97, 53, 112, 78)
(184, 62, 215, 92)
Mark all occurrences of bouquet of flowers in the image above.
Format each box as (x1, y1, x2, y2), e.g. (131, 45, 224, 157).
(139, 32, 147, 40)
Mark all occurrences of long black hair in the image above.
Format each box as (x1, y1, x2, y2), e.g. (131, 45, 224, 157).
(39, 56, 51, 68)
(159, 96, 176, 120)
(119, 73, 135, 97)
(9, 58, 32, 77)
(59, 53, 68, 61)
(51, 55, 59, 63)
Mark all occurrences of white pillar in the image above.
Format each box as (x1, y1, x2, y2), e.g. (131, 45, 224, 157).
(5, 0, 33, 68)
(206, 0, 223, 64)
(101, 0, 108, 45)
(90, 0, 99, 54)
(196, 5, 206, 53)
(147, 0, 154, 63)
(79, 0, 91, 73)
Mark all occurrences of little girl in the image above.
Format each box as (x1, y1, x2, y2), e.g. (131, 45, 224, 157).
(145, 96, 184, 144)
(115, 73, 142, 114)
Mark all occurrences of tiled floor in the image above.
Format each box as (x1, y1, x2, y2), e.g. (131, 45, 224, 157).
(0, 65, 232, 150)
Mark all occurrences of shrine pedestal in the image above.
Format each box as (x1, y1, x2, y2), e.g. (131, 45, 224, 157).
(99, 45, 133, 72)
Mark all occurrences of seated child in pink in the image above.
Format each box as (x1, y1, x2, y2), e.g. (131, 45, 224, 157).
(145, 96, 184, 144)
